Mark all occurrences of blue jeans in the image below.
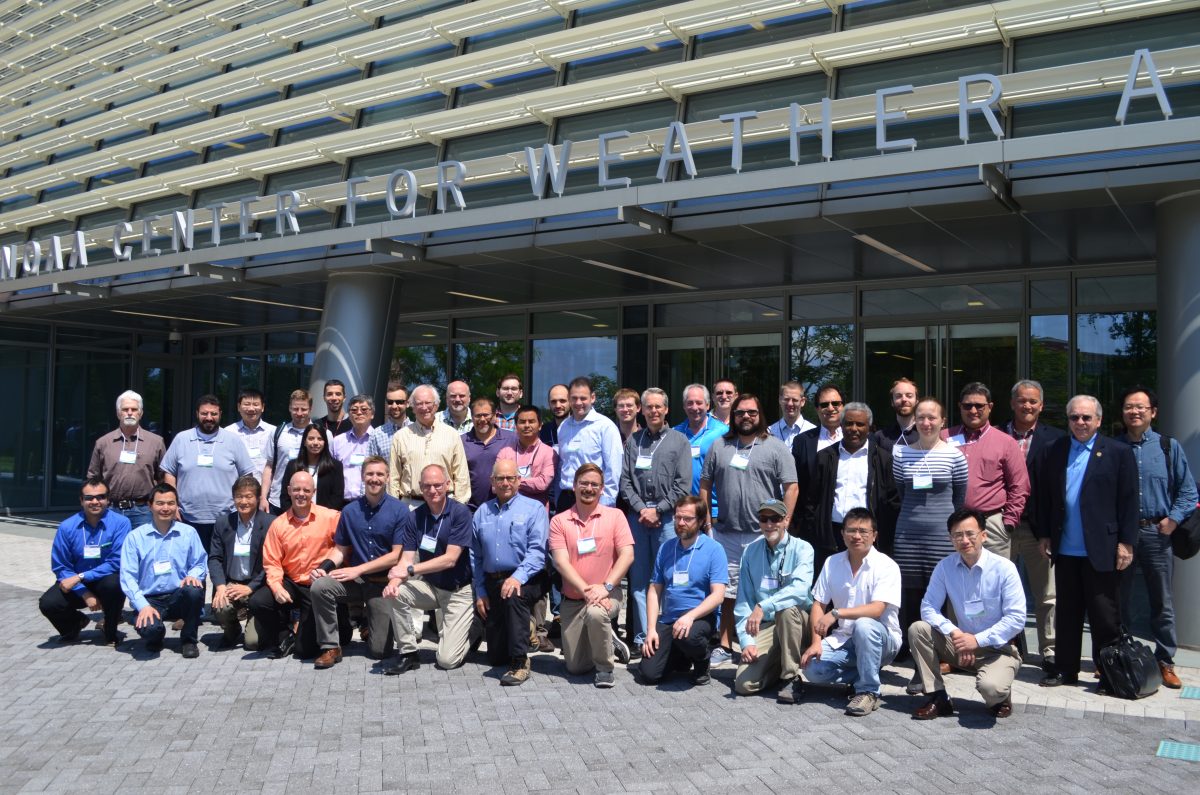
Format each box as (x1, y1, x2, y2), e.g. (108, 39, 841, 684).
(1120, 525, 1176, 663)
(627, 511, 675, 642)
(112, 504, 151, 529)
(803, 618, 898, 695)
(136, 585, 205, 646)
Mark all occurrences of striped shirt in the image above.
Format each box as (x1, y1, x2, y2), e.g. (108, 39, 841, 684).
(386, 421, 472, 504)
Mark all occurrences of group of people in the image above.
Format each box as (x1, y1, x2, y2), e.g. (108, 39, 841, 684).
(41, 371, 1195, 719)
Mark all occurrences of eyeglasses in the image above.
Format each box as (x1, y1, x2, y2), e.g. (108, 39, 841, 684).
(1068, 414, 1094, 422)
(950, 532, 981, 541)
(349, 406, 371, 414)
(960, 402, 989, 411)
(419, 482, 448, 491)
(843, 526, 874, 536)
(757, 515, 786, 524)
(82, 493, 109, 501)
(1123, 404, 1152, 413)
(491, 475, 519, 482)
(817, 401, 843, 409)
(732, 409, 760, 418)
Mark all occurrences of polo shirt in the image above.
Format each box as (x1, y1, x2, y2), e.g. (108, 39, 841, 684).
(334, 493, 409, 567)
(461, 428, 517, 509)
(119, 521, 207, 611)
(161, 427, 256, 524)
(548, 504, 633, 600)
(403, 500, 474, 591)
(701, 435, 797, 534)
(651, 532, 728, 624)
(49, 510, 132, 593)
(674, 416, 728, 515)
(470, 493, 548, 594)
(812, 546, 902, 650)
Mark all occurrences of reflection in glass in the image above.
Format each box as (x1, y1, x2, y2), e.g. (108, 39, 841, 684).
(657, 336, 706, 428)
(391, 345, 447, 392)
(139, 366, 175, 439)
(0, 347, 48, 507)
(863, 327, 927, 429)
(947, 323, 1018, 428)
(53, 349, 129, 503)
(265, 352, 314, 419)
(723, 334, 782, 425)
(790, 325, 855, 423)
(454, 342, 525, 399)
(532, 337, 618, 416)
(1076, 312, 1156, 431)
(1030, 315, 1070, 427)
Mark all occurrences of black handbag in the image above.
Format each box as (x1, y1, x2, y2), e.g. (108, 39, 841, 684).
(1157, 436, 1200, 559)
(1096, 634, 1161, 699)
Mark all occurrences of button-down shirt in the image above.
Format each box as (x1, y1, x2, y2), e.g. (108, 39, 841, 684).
(368, 419, 411, 460)
(50, 510, 132, 593)
(470, 493, 548, 594)
(224, 419, 275, 483)
(816, 425, 842, 451)
(332, 427, 374, 500)
(1005, 422, 1036, 458)
(652, 533, 728, 624)
(1118, 427, 1199, 523)
(86, 427, 166, 501)
(832, 442, 871, 523)
(263, 505, 340, 588)
(334, 493, 409, 567)
(734, 533, 814, 649)
(268, 423, 312, 507)
(403, 500, 474, 592)
(161, 427, 257, 524)
(496, 437, 558, 507)
(767, 416, 815, 448)
(674, 416, 729, 512)
(461, 428, 517, 509)
(387, 421, 471, 503)
(227, 514, 256, 582)
(119, 522, 208, 610)
(557, 408, 624, 507)
(496, 409, 518, 432)
(943, 422, 1030, 528)
(921, 548, 1026, 648)
(812, 546, 902, 650)
(548, 505, 633, 600)
(1062, 434, 1095, 557)
(619, 427, 692, 516)
(440, 409, 472, 434)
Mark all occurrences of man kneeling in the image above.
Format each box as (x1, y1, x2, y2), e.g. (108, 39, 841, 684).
(638, 495, 727, 686)
(910, 508, 1025, 720)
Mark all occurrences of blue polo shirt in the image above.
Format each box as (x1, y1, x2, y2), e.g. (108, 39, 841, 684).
(334, 493, 409, 566)
(650, 532, 728, 624)
(402, 500, 474, 591)
(50, 509, 132, 593)
(674, 416, 728, 517)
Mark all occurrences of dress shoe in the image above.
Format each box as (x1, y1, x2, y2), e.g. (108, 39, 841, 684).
(990, 698, 1012, 718)
(218, 631, 243, 649)
(1040, 655, 1056, 674)
(181, 642, 200, 659)
(914, 696, 955, 720)
(383, 652, 421, 675)
(1039, 672, 1078, 687)
(314, 647, 343, 669)
(1159, 662, 1182, 689)
(145, 639, 164, 653)
(267, 633, 295, 660)
(358, 626, 371, 646)
(60, 613, 91, 642)
(172, 619, 185, 631)
(535, 636, 555, 653)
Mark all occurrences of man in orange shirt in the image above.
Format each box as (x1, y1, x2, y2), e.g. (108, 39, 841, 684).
(549, 463, 635, 688)
(249, 471, 340, 660)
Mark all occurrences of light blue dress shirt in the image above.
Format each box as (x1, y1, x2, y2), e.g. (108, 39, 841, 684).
(734, 532, 815, 649)
(556, 408, 624, 506)
(119, 522, 208, 611)
(920, 547, 1026, 648)
(1062, 434, 1094, 557)
(470, 493, 548, 594)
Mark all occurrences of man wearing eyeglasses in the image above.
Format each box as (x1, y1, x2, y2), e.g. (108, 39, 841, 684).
(942, 382, 1030, 560)
(441, 380, 473, 434)
(910, 509, 1026, 720)
(369, 380, 412, 460)
(387, 385, 471, 509)
(332, 395, 377, 503)
(701, 393, 798, 665)
(791, 384, 847, 505)
(1033, 395, 1138, 689)
(40, 478, 132, 646)
(767, 381, 815, 448)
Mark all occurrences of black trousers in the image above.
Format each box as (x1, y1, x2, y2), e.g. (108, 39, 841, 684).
(1054, 554, 1122, 680)
(191, 523, 215, 555)
(138, 585, 205, 645)
(39, 572, 125, 642)
(483, 572, 544, 665)
(638, 616, 714, 683)
(248, 579, 318, 658)
(555, 491, 576, 513)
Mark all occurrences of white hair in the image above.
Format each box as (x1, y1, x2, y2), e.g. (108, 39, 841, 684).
(115, 390, 143, 413)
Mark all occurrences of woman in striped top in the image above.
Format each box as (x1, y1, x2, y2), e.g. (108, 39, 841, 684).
(891, 398, 969, 644)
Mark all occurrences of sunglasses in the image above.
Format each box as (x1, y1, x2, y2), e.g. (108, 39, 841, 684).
(758, 514, 786, 524)
(817, 401, 843, 409)
(733, 409, 760, 418)
(1068, 414, 1094, 422)
(82, 494, 109, 501)
(960, 402, 989, 411)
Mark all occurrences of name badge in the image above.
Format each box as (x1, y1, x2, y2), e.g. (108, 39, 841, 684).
(635, 454, 653, 470)
(420, 534, 438, 553)
(119, 450, 137, 465)
(760, 575, 779, 591)
(730, 452, 750, 471)
(672, 570, 689, 586)
(576, 536, 597, 555)
(197, 453, 214, 467)
(965, 598, 986, 620)
(349, 453, 366, 466)
(947, 434, 965, 447)
(690, 446, 701, 459)
(517, 465, 531, 477)
(912, 473, 933, 490)
(233, 542, 251, 557)
(247, 444, 261, 457)
(83, 544, 102, 559)
(287, 446, 300, 460)
(152, 560, 172, 576)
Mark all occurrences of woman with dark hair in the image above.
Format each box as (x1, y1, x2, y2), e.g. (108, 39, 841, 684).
(280, 424, 344, 511)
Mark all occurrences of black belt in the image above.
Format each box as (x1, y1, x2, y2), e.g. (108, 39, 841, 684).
(486, 570, 516, 581)
(113, 498, 148, 509)
(363, 574, 390, 584)
(1140, 517, 1164, 528)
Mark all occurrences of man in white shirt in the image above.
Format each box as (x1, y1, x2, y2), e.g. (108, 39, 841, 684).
(224, 389, 275, 484)
(910, 508, 1026, 719)
(767, 381, 815, 448)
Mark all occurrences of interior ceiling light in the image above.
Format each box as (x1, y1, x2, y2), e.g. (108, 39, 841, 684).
(228, 295, 324, 312)
(112, 309, 239, 326)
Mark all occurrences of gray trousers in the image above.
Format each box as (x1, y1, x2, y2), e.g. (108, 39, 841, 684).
(389, 578, 477, 669)
(982, 511, 1011, 560)
(909, 620, 1021, 707)
(310, 576, 394, 658)
(1011, 519, 1055, 658)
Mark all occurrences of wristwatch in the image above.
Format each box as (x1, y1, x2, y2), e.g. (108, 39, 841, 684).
(407, 564, 415, 577)
(603, 582, 614, 593)
(831, 608, 841, 620)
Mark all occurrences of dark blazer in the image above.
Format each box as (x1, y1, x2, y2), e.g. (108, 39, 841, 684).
(1033, 433, 1138, 573)
(208, 509, 272, 588)
(791, 427, 823, 500)
(799, 442, 901, 553)
(1019, 422, 1067, 523)
(280, 460, 344, 511)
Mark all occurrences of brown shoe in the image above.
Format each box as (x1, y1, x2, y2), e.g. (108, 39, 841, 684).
(1160, 662, 1182, 689)
(314, 647, 343, 669)
(939, 662, 952, 675)
(914, 696, 955, 720)
(990, 698, 1013, 718)
(500, 657, 531, 686)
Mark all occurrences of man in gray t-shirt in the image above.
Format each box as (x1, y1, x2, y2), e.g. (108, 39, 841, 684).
(700, 394, 798, 662)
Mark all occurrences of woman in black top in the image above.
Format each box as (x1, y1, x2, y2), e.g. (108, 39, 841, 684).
(280, 423, 344, 511)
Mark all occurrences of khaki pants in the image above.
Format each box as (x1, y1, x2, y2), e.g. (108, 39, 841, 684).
(560, 586, 623, 675)
(389, 578, 477, 669)
(909, 620, 1021, 707)
(1011, 519, 1055, 658)
(982, 512, 1011, 560)
(734, 606, 810, 695)
(211, 595, 262, 650)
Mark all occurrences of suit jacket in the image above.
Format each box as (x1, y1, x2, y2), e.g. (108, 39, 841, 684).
(791, 427, 823, 501)
(1018, 422, 1067, 523)
(799, 442, 900, 553)
(1033, 433, 1138, 573)
(208, 509, 272, 588)
(280, 459, 345, 512)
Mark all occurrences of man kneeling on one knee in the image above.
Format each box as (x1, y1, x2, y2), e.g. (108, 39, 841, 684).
(733, 498, 813, 702)
(910, 508, 1026, 720)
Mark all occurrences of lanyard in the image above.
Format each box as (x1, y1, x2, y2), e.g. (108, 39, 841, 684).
(637, 430, 664, 457)
(424, 512, 446, 540)
(671, 538, 696, 580)
(120, 434, 140, 458)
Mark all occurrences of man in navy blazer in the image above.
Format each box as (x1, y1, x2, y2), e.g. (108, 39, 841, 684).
(209, 475, 273, 649)
(1032, 395, 1137, 688)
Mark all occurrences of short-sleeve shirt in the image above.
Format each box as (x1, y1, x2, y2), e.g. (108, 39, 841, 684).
(812, 546, 903, 650)
(651, 533, 728, 623)
(334, 493, 409, 567)
(224, 419, 275, 483)
(702, 435, 797, 534)
(160, 427, 256, 524)
(401, 500, 474, 591)
(547, 504, 633, 600)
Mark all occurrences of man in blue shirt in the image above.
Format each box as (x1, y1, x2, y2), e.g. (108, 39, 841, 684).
(1116, 386, 1198, 689)
(556, 376, 623, 511)
(637, 495, 728, 686)
(674, 384, 728, 511)
(40, 477, 131, 646)
(119, 483, 208, 657)
(309, 456, 407, 668)
(734, 499, 814, 702)
(470, 459, 548, 686)
(910, 509, 1026, 719)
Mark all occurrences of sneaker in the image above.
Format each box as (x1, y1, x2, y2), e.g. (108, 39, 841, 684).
(906, 672, 925, 695)
(708, 647, 733, 666)
(500, 657, 531, 686)
(776, 679, 805, 704)
(845, 692, 880, 717)
(594, 670, 616, 688)
(611, 634, 631, 664)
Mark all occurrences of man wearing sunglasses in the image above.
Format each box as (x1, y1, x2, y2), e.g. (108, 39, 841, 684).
(368, 380, 414, 460)
(942, 382, 1030, 560)
(791, 384, 846, 506)
(1033, 395, 1138, 689)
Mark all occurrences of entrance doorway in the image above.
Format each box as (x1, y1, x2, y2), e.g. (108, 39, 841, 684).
(137, 357, 182, 443)
(656, 332, 782, 426)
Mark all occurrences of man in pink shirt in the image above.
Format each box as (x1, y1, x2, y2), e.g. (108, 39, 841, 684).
(497, 405, 558, 508)
(549, 463, 634, 688)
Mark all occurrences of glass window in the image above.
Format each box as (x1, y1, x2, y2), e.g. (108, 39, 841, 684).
(218, 92, 283, 115)
(1011, 87, 1200, 138)
(265, 352, 314, 418)
(1030, 315, 1069, 427)
(564, 44, 682, 85)
(266, 331, 318, 350)
(791, 324, 855, 406)
(206, 134, 273, 162)
(290, 69, 363, 98)
(346, 144, 439, 224)
(693, 13, 832, 58)
(0, 321, 48, 344)
(380, 0, 460, 25)
(861, 283, 1021, 316)
(277, 116, 352, 145)
(554, 100, 677, 194)
(655, 296, 784, 327)
(835, 45, 1004, 98)
(1030, 279, 1068, 310)
(52, 348, 129, 504)
(453, 341, 526, 395)
(623, 305, 649, 329)
(54, 327, 132, 349)
(214, 355, 262, 412)
(391, 344, 448, 391)
(142, 152, 203, 177)
(1077, 275, 1156, 308)
(456, 69, 558, 106)
(863, 326, 927, 425)
(99, 128, 149, 149)
(444, 124, 549, 206)
(371, 44, 457, 76)
(453, 315, 525, 339)
(0, 346, 48, 508)
(842, 0, 987, 28)
(154, 110, 211, 134)
(361, 93, 448, 126)
(1076, 311, 1156, 429)
(463, 17, 564, 52)
(87, 167, 139, 191)
(1014, 10, 1200, 72)
(215, 334, 262, 354)
(621, 333, 648, 396)
(39, 182, 85, 203)
(532, 307, 618, 335)
(532, 337, 618, 415)
(574, 0, 681, 25)
(792, 292, 853, 320)
(265, 163, 344, 194)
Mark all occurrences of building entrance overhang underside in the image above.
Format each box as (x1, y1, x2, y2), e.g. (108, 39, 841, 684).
(3, 117, 1198, 332)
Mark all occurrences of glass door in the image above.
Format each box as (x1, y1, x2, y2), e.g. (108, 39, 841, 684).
(656, 332, 781, 426)
(137, 357, 181, 443)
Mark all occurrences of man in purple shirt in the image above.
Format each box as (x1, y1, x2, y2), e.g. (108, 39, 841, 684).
(332, 395, 375, 503)
(461, 397, 516, 510)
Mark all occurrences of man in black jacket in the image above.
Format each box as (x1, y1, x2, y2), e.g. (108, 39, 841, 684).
(800, 403, 899, 577)
(210, 475, 272, 649)
(792, 384, 846, 505)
